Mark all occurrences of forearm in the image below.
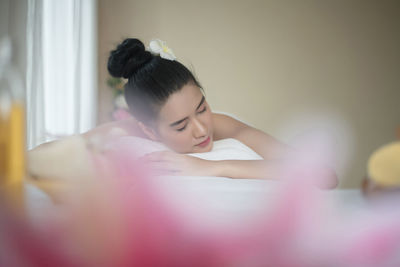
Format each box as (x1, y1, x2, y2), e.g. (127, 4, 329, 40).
(212, 160, 285, 180)
(211, 159, 338, 189)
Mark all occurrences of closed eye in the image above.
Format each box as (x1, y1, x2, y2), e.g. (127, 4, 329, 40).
(198, 106, 207, 114)
(176, 124, 187, 132)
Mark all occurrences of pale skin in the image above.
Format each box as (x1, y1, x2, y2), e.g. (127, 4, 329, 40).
(84, 83, 338, 189)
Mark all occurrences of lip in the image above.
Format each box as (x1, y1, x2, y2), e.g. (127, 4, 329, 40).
(196, 136, 211, 148)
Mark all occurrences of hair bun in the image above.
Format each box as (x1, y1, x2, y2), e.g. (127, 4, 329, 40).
(107, 38, 152, 79)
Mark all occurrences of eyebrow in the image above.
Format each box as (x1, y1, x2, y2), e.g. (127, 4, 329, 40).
(169, 95, 205, 127)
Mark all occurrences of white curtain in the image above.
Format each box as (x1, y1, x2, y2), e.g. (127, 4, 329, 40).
(26, 0, 97, 149)
(26, 0, 45, 149)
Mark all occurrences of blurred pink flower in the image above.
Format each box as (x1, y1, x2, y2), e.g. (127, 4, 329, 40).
(1, 139, 400, 266)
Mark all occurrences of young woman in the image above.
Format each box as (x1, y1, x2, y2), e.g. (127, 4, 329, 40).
(88, 38, 337, 189)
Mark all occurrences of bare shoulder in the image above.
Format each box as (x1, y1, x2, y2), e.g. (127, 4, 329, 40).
(212, 113, 248, 141)
(212, 112, 292, 159)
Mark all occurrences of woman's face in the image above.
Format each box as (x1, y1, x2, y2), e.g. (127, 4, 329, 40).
(152, 83, 214, 153)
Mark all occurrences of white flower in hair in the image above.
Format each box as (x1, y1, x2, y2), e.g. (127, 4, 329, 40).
(149, 39, 176, 60)
(114, 94, 128, 109)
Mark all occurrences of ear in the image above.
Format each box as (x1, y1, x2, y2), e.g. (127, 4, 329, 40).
(137, 121, 159, 141)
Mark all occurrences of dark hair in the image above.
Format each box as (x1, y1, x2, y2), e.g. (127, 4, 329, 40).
(107, 38, 202, 123)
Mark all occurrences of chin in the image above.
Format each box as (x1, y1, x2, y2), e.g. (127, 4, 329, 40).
(193, 140, 213, 153)
(202, 143, 213, 153)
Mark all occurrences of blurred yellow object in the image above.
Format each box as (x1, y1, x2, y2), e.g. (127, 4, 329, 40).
(367, 141, 400, 187)
(0, 102, 25, 209)
(0, 37, 26, 211)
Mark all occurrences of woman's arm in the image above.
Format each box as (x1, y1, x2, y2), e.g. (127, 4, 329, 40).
(212, 159, 337, 189)
(211, 113, 338, 189)
(144, 150, 337, 189)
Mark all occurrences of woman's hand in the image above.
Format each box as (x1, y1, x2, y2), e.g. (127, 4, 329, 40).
(142, 151, 215, 176)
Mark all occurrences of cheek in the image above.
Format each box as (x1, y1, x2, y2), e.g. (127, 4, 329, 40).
(160, 131, 193, 152)
(204, 110, 214, 132)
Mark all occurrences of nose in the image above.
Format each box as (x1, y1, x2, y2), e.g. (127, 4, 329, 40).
(192, 118, 207, 138)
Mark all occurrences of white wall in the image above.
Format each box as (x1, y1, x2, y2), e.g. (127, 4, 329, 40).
(98, 0, 400, 188)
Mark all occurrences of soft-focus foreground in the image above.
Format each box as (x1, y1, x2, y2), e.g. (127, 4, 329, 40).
(2, 137, 400, 267)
